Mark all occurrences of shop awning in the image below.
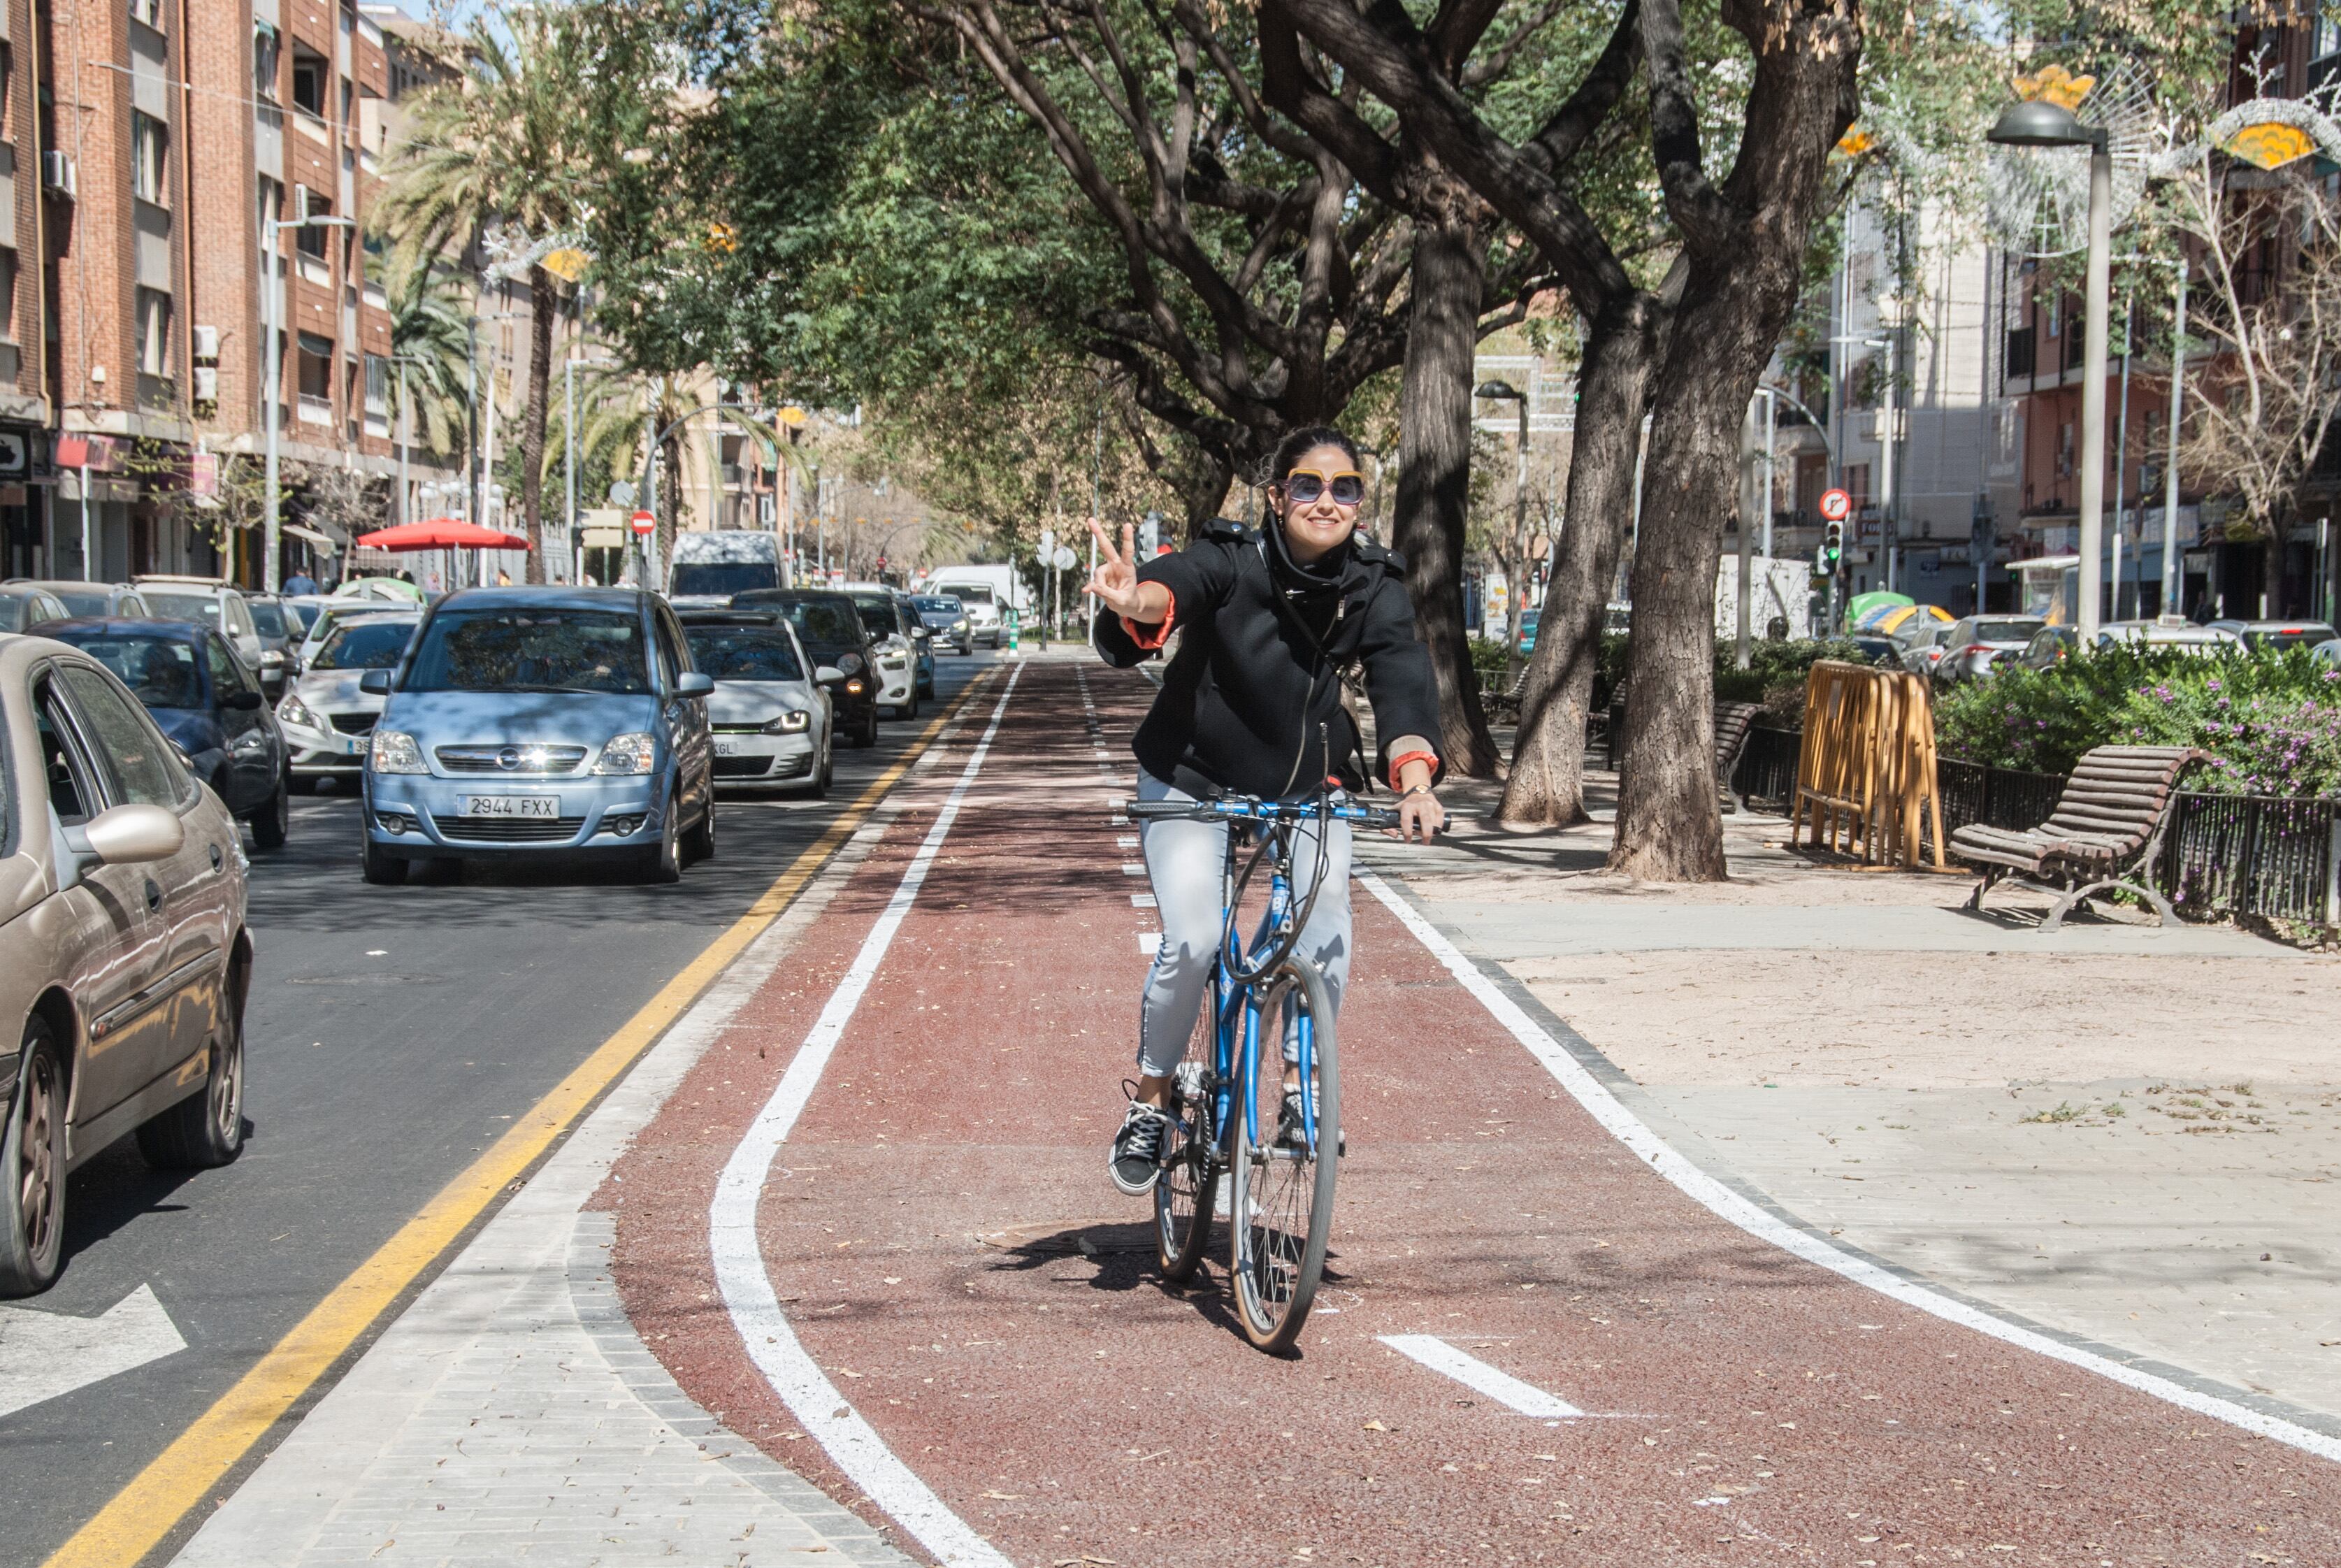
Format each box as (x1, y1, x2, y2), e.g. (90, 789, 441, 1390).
(283, 523, 341, 553)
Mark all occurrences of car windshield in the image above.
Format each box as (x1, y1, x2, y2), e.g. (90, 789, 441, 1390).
(0, 596, 41, 632)
(670, 561, 780, 597)
(935, 584, 995, 606)
(50, 633, 205, 708)
(402, 607, 651, 694)
(143, 591, 223, 625)
(737, 595, 863, 648)
(312, 620, 416, 670)
(850, 597, 899, 638)
(1972, 619, 2043, 644)
(250, 602, 292, 638)
(914, 597, 962, 614)
(51, 588, 114, 617)
(2243, 624, 2338, 649)
(686, 626, 806, 682)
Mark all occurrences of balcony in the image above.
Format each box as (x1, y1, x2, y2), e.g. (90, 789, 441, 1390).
(297, 253, 331, 287)
(293, 107, 329, 145)
(297, 393, 333, 426)
(361, 278, 387, 311)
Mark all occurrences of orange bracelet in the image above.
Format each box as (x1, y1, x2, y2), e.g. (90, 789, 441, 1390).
(1388, 749, 1438, 791)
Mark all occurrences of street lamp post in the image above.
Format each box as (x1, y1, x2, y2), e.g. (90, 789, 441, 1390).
(565, 355, 618, 584)
(1989, 97, 2112, 639)
(263, 201, 356, 594)
(1475, 380, 1529, 651)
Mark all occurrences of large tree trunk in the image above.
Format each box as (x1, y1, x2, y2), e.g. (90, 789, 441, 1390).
(521, 265, 554, 584)
(1497, 296, 1657, 826)
(657, 421, 684, 589)
(1393, 201, 1501, 777)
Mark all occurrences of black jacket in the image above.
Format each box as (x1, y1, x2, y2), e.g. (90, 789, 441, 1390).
(1091, 519, 1445, 800)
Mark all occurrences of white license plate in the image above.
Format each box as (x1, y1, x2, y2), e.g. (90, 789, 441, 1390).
(457, 795, 561, 819)
(715, 738, 744, 756)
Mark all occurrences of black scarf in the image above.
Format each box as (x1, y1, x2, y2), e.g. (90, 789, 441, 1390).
(1265, 520, 1351, 647)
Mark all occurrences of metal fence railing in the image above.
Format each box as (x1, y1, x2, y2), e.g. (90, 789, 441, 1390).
(1728, 729, 2340, 932)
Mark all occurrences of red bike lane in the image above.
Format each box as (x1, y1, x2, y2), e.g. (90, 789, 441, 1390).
(605, 659, 2341, 1567)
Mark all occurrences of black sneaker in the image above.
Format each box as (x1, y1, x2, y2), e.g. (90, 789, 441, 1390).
(1110, 1100, 1171, 1195)
(1277, 1087, 1343, 1155)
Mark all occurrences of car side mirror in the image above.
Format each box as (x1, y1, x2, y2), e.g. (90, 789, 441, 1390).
(675, 671, 714, 698)
(65, 803, 185, 870)
(814, 666, 844, 686)
(224, 689, 264, 711)
(359, 669, 393, 696)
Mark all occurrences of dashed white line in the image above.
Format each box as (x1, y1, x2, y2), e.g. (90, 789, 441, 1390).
(1377, 1336, 1585, 1420)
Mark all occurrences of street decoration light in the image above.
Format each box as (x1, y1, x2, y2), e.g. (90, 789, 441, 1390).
(1988, 96, 2110, 639)
(1474, 380, 1530, 649)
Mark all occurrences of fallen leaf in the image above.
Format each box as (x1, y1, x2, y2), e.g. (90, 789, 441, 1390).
(1363, 1419, 1390, 1432)
(883, 1276, 903, 1285)
(981, 1490, 1024, 1501)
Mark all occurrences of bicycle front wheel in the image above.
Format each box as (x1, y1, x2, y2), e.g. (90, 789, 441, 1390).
(1230, 956, 1339, 1353)
(1155, 983, 1220, 1282)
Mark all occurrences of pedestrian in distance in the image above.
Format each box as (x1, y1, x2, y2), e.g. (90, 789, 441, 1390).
(284, 568, 318, 596)
(1086, 424, 1447, 1196)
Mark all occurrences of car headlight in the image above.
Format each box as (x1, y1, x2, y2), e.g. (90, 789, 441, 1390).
(836, 652, 865, 676)
(953, 619, 967, 633)
(844, 679, 865, 696)
(591, 732, 658, 775)
(764, 709, 812, 734)
(278, 692, 322, 729)
(370, 729, 427, 774)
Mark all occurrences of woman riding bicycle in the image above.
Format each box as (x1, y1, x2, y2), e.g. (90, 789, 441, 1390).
(1086, 425, 1447, 1197)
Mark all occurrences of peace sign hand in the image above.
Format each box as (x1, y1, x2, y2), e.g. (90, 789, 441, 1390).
(1084, 519, 1163, 624)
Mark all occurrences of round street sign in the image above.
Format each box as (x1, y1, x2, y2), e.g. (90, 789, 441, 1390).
(1051, 545, 1078, 570)
(1819, 488, 1853, 523)
(630, 510, 656, 536)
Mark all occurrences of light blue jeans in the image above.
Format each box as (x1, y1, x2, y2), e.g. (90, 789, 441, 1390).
(1135, 770, 1352, 1077)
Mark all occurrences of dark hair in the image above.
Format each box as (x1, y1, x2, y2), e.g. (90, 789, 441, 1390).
(1267, 425, 1361, 487)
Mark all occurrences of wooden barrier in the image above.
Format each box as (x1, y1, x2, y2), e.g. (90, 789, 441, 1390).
(1789, 661, 1948, 869)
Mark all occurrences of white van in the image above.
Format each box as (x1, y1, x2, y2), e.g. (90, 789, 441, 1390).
(668, 532, 784, 607)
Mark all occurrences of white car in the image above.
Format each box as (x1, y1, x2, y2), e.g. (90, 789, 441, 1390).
(927, 580, 1005, 647)
(275, 610, 420, 788)
(841, 586, 920, 719)
(679, 614, 835, 795)
(133, 575, 266, 675)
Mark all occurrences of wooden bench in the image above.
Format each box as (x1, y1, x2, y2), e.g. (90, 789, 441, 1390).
(1485, 665, 1531, 721)
(1713, 700, 1763, 814)
(1949, 745, 2203, 933)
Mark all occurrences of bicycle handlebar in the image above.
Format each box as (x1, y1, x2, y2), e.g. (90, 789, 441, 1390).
(1123, 795, 1399, 830)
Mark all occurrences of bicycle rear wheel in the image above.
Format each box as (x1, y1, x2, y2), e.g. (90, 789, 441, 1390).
(1230, 957, 1339, 1353)
(1155, 984, 1220, 1282)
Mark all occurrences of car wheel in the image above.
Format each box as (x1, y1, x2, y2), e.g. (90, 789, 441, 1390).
(808, 740, 832, 798)
(637, 803, 682, 884)
(683, 793, 716, 865)
(0, 1017, 66, 1297)
(858, 711, 880, 748)
(136, 970, 248, 1170)
(250, 771, 291, 852)
(900, 691, 920, 721)
(361, 828, 408, 885)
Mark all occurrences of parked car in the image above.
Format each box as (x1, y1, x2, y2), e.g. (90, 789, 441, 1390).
(679, 612, 835, 796)
(16, 581, 152, 620)
(247, 595, 309, 687)
(2207, 618, 2340, 652)
(356, 587, 715, 885)
(2098, 619, 2242, 654)
(731, 589, 881, 747)
(333, 574, 427, 604)
(923, 577, 1006, 647)
(0, 584, 71, 632)
(1934, 616, 2047, 682)
(275, 610, 421, 789)
(2015, 624, 2078, 672)
(895, 591, 936, 698)
(910, 594, 972, 655)
(1848, 633, 1901, 666)
(666, 531, 784, 607)
(840, 586, 920, 719)
(1513, 607, 1539, 656)
(134, 576, 268, 684)
(1898, 620, 1958, 677)
(2312, 637, 2341, 668)
(41, 619, 292, 850)
(0, 634, 252, 1294)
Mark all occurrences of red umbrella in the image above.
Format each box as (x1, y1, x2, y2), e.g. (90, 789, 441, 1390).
(356, 517, 531, 552)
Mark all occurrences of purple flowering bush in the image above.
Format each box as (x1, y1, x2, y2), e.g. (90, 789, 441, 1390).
(1936, 646, 2341, 796)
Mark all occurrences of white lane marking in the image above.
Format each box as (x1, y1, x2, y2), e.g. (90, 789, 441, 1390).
(0, 1283, 186, 1418)
(1138, 932, 1159, 956)
(1356, 870, 2341, 1467)
(1378, 1335, 1584, 1419)
(1130, 893, 1158, 909)
(1116, 835, 1137, 847)
(1119, 863, 1145, 876)
(712, 665, 1024, 1568)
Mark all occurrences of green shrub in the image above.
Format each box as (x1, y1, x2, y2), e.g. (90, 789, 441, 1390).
(1935, 645, 2341, 796)
(1469, 635, 1510, 691)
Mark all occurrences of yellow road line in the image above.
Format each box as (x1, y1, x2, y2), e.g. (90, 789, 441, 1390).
(46, 672, 995, 1568)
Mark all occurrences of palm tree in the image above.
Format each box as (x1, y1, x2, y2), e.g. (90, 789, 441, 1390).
(373, 3, 585, 582)
(564, 366, 788, 580)
(382, 250, 470, 462)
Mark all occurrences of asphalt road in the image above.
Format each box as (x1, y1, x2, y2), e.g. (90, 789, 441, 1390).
(0, 655, 988, 1568)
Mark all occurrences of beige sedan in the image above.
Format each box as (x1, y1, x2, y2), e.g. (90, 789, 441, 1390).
(0, 634, 252, 1295)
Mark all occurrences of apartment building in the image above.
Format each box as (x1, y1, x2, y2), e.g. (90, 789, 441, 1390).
(0, 0, 447, 586)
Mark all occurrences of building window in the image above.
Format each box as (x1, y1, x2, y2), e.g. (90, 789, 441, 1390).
(2004, 326, 2035, 378)
(0, 249, 17, 343)
(291, 53, 325, 115)
(364, 352, 390, 413)
(254, 22, 280, 101)
(131, 113, 168, 203)
(294, 195, 330, 258)
(136, 288, 172, 377)
(130, 0, 161, 28)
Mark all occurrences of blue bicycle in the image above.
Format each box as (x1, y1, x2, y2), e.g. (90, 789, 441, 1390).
(1124, 787, 1395, 1353)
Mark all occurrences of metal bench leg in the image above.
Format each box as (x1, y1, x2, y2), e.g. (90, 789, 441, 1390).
(1965, 866, 2004, 913)
(2039, 876, 2177, 934)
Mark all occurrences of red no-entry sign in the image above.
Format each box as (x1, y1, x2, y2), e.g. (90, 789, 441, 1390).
(1819, 488, 1852, 523)
(630, 510, 656, 535)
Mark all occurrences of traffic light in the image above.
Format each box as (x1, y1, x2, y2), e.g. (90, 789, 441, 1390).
(1818, 519, 1844, 575)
